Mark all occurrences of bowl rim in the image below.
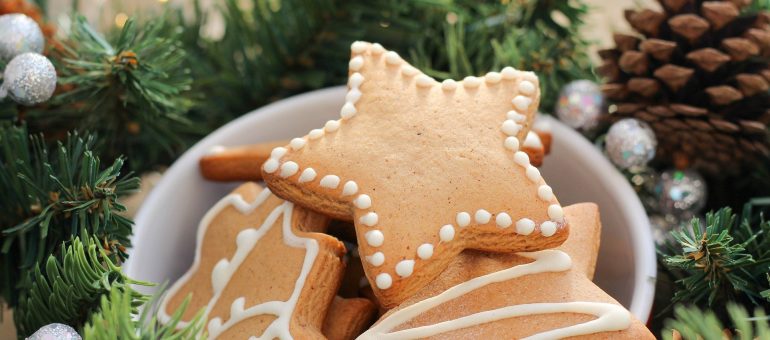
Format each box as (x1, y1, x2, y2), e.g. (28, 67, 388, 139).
(127, 86, 656, 322)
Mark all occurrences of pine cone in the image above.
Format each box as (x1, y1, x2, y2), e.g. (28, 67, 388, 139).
(599, 0, 770, 176)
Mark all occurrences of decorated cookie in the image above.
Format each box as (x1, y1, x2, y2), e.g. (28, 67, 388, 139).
(358, 203, 654, 339)
(200, 141, 287, 181)
(158, 182, 347, 339)
(261, 41, 569, 308)
(322, 296, 377, 340)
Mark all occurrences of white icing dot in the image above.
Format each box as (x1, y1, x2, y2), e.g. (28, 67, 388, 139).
(507, 110, 526, 122)
(365, 230, 384, 247)
(342, 181, 358, 196)
(367, 252, 385, 266)
(395, 260, 415, 278)
(456, 212, 471, 227)
(512, 95, 532, 111)
(514, 151, 530, 167)
(501, 120, 522, 136)
(376, 273, 393, 289)
(495, 212, 512, 228)
(298, 168, 317, 183)
(279, 161, 299, 178)
(346, 88, 362, 103)
(524, 131, 543, 149)
(340, 102, 357, 119)
(290, 137, 306, 150)
(548, 204, 565, 222)
(519, 80, 536, 95)
(354, 194, 372, 209)
(371, 43, 385, 54)
(325, 120, 340, 133)
(349, 72, 365, 87)
(538, 185, 554, 201)
(351, 41, 368, 54)
(319, 175, 340, 189)
(263, 159, 279, 173)
(417, 244, 434, 260)
(526, 165, 541, 182)
(501, 66, 518, 80)
(270, 147, 287, 160)
(231, 297, 245, 316)
(523, 71, 538, 83)
(485, 72, 502, 83)
(360, 212, 379, 227)
(308, 128, 324, 140)
(385, 51, 401, 65)
(416, 74, 434, 87)
(516, 218, 536, 235)
(463, 76, 481, 88)
(504, 137, 520, 151)
(541, 221, 557, 237)
(441, 79, 457, 91)
(349, 56, 364, 71)
(401, 65, 418, 76)
(439, 224, 455, 242)
(475, 209, 491, 224)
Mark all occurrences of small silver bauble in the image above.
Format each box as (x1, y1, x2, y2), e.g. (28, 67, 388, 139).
(555, 80, 604, 130)
(1, 52, 57, 106)
(27, 323, 81, 340)
(605, 118, 657, 169)
(654, 168, 707, 219)
(0, 14, 44, 62)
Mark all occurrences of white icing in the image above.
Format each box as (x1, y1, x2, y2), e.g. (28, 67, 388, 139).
(504, 137, 520, 152)
(340, 102, 357, 119)
(342, 181, 358, 196)
(360, 212, 379, 226)
(538, 185, 553, 201)
(485, 72, 501, 84)
(515, 218, 535, 235)
(349, 56, 364, 71)
(524, 131, 543, 149)
(289, 137, 306, 150)
(351, 41, 368, 54)
(359, 250, 631, 340)
(513, 152, 530, 167)
(320, 175, 341, 189)
(372, 43, 385, 54)
(456, 212, 471, 227)
(439, 225, 455, 242)
(441, 79, 457, 91)
(324, 120, 340, 133)
(518, 80, 536, 95)
(376, 273, 393, 289)
(365, 230, 385, 247)
(279, 161, 299, 178)
(417, 244, 434, 260)
(501, 120, 522, 136)
(540, 221, 557, 237)
(263, 159, 279, 173)
(463, 76, 481, 88)
(501, 66, 518, 80)
(346, 88, 362, 103)
(495, 213, 512, 228)
(523, 72, 538, 83)
(416, 74, 434, 87)
(402, 65, 419, 76)
(367, 252, 385, 266)
(507, 110, 526, 122)
(526, 166, 541, 182)
(512, 96, 532, 111)
(474, 209, 491, 224)
(396, 260, 416, 278)
(385, 51, 401, 65)
(298, 168, 317, 183)
(548, 205, 564, 222)
(354, 194, 372, 209)
(270, 147, 288, 160)
(349, 73, 365, 87)
(211, 259, 230, 293)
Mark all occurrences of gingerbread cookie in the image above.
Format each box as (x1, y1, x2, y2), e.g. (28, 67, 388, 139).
(262, 41, 569, 308)
(322, 296, 377, 340)
(359, 203, 654, 339)
(158, 182, 348, 339)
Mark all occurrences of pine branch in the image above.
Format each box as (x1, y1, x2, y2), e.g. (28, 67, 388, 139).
(13, 235, 148, 338)
(663, 303, 770, 340)
(0, 124, 138, 307)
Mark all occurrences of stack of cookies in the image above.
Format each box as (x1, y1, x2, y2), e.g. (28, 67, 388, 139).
(159, 41, 655, 339)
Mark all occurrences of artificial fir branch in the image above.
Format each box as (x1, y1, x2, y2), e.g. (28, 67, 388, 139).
(663, 303, 770, 340)
(0, 124, 138, 307)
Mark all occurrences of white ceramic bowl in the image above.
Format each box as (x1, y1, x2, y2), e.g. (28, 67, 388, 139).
(125, 86, 656, 322)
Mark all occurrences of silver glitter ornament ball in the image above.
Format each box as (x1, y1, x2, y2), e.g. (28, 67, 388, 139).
(555, 80, 604, 130)
(27, 323, 81, 340)
(605, 118, 657, 169)
(1, 52, 57, 106)
(0, 14, 45, 62)
(654, 168, 707, 219)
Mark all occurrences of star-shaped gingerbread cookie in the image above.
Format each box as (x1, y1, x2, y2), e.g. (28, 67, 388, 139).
(262, 41, 569, 308)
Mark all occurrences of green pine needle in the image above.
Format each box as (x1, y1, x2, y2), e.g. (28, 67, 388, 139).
(663, 303, 770, 340)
